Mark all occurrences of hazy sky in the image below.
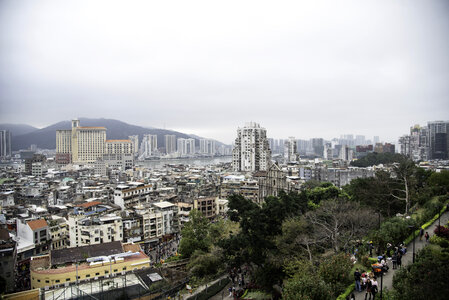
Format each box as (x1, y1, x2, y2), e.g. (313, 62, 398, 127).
(1, 0, 448, 144)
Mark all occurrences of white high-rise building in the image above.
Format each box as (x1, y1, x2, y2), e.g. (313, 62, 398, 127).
(139, 134, 158, 159)
(0, 130, 12, 158)
(339, 145, 353, 161)
(200, 139, 216, 155)
(232, 122, 271, 172)
(177, 138, 195, 155)
(165, 135, 176, 154)
(284, 137, 298, 162)
(128, 135, 139, 155)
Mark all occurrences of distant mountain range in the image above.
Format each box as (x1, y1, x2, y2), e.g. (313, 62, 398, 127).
(0, 118, 226, 151)
(0, 124, 39, 136)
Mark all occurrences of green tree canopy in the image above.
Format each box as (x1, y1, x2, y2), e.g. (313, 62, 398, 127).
(178, 209, 212, 258)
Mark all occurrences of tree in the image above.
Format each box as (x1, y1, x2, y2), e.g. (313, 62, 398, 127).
(428, 170, 449, 195)
(390, 159, 417, 215)
(282, 260, 334, 300)
(178, 209, 211, 258)
(350, 152, 406, 167)
(304, 198, 376, 253)
(276, 217, 323, 262)
(318, 253, 353, 295)
(187, 248, 224, 279)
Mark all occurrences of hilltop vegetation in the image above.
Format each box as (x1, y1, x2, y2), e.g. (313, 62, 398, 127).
(350, 152, 406, 167)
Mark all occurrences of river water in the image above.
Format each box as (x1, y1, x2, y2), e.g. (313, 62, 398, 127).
(135, 156, 232, 169)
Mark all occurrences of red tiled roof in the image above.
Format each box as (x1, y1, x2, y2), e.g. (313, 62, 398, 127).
(76, 201, 102, 208)
(27, 219, 48, 231)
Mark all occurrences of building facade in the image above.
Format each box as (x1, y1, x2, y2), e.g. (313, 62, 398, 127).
(427, 121, 449, 160)
(232, 122, 271, 172)
(56, 119, 107, 164)
(164, 135, 176, 154)
(0, 130, 12, 159)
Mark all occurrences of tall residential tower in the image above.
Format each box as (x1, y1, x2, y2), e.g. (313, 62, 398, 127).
(232, 122, 271, 172)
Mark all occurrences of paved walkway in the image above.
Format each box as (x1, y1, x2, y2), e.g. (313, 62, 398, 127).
(354, 210, 449, 300)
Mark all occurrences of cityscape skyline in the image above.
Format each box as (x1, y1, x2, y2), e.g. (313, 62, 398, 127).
(1, 0, 449, 144)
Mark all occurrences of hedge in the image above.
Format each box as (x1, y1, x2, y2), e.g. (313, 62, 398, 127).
(336, 283, 355, 300)
(403, 202, 447, 245)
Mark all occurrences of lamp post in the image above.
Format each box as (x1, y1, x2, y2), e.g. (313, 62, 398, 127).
(380, 270, 383, 300)
(408, 225, 416, 263)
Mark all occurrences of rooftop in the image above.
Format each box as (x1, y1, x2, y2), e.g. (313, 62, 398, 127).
(51, 241, 123, 265)
(76, 201, 102, 209)
(106, 139, 131, 142)
(27, 219, 48, 231)
(153, 201, 174, 209)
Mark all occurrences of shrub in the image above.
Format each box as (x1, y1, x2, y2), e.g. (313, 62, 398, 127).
(434, 225, 449, 240)
(429, 235, 449, 248)
(360, 256, 374, 269)
(372, 217, 417, 247)
(318, 253, 353, 296)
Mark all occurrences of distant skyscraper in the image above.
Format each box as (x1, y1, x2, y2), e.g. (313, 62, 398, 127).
(232, 122, 271, 172)
(200, 139, 216, 155)
(373, 136, 380, 144)
(399, 124, 429, 161)
(139, 134, 158, 158)
(339, 145, 353, 161)
(0, 130, 11, 158)
(177, 138, 195, 155)
(165, 135, 176, 154)
(311, 138, 324, 157)
(355, 135, 365, 146)
(128, 135, 139, 155)
(427, 121, 449, 159)
(284, 137, 298, 162)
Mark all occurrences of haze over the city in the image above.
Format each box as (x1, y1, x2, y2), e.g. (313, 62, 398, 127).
(1, 0, 448, 144)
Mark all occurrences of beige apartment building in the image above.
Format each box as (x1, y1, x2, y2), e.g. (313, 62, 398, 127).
(106, 139, 133, 155)
(56, 119, 106, 164)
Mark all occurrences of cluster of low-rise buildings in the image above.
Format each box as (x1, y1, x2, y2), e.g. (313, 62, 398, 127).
(1, 120, 448, 298)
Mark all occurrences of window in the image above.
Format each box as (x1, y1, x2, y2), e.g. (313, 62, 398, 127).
(122, 267, 127, 271)
(37, 279, 41, 282)
(45, 280, 49, 283)
(86, 274, 90, 278)
(56, 280, 60, 283)
(66, 278, 70, 281)
(113, 269, 118, 272)
(104, 271, 109, 274)
(95, 273, 100, 276)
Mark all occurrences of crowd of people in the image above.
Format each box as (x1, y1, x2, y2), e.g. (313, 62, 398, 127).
(354, 268, 379, 299)
(351, 239, 413, 299)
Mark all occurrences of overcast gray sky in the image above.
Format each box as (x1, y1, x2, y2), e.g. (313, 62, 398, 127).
(1, 0, 448, 144)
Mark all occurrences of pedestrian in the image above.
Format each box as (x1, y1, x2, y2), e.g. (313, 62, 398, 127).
(354, 268, 362, 292)
(397, 252, 402, 268)
(425, 231, 430, 243)
(364, 278, 372, 300)
(371, 277, 378, 299)
(369, 241, 374, 257)
(419, 227, 424, 241)
(228, 287, 232, 297)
